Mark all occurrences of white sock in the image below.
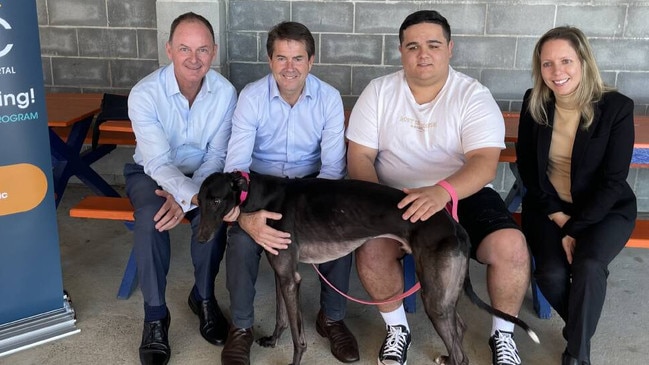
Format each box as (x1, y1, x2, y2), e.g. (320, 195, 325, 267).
(492, 316, 515, 335)
(380, 304, 409, 331)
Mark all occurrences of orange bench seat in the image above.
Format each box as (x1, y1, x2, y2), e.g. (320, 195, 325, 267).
(69, 195, 188, 223)
(71, 197, 649, 249)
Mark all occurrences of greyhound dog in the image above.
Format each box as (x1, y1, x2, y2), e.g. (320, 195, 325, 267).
(197, 171, 538, 365)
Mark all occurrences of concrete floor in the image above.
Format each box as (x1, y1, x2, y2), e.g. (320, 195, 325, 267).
(3, 184, 649, 365)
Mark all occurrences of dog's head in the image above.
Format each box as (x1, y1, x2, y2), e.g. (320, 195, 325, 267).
(197, 171, 249, 242)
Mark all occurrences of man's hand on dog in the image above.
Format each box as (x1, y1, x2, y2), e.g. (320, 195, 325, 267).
(222, 206, 241, 222)
(398, 185, 451, 223)
(238, 210, 291, 255)
(153, 189, 185, 231)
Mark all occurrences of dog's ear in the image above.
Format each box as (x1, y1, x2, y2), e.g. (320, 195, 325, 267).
(231, 171, 249, 196)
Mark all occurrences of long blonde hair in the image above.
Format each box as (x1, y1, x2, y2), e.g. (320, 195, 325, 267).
(528, 26, 613, 129)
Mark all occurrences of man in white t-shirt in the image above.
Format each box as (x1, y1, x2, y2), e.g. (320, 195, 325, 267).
(346, 10, 530, 365)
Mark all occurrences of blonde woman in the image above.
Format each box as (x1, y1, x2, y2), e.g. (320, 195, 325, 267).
(516, 26, 636, 365)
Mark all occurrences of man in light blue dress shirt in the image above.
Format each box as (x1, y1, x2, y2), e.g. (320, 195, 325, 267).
(124, 12, 237, 365)
(220, 21, 359, 365)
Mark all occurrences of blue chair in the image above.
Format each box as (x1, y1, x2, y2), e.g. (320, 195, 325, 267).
(403, 254, 417, 313)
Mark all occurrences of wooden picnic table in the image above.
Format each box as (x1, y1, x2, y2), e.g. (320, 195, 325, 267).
(504, 111, 649, 149)
(46, 93, 120, 206)
(503, 113, 649, 211)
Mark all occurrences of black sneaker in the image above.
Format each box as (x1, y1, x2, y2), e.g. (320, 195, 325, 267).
(489, 330, 521, 365)
(377, 324, 411, 365)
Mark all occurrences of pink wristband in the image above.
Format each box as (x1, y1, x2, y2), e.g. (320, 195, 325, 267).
(436, 180, 458, 222)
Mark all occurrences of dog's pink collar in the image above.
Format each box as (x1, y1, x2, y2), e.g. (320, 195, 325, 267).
(239, 171, 250, 204)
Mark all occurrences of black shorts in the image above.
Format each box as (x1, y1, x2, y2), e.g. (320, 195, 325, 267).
(456, 187, 521, 259)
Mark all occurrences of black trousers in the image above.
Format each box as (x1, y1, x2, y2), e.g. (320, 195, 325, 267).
(522, 207, 634, 363)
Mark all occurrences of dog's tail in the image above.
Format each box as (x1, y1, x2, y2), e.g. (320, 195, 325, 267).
(463, 276, 540, 344)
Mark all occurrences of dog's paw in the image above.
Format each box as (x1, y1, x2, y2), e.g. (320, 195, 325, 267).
(256, 335, 278, 348)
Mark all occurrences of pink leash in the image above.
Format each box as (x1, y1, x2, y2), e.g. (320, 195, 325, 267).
(313, 180, 459, 306)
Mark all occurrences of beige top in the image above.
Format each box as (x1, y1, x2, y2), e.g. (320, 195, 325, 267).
(547, 94, 580, 203)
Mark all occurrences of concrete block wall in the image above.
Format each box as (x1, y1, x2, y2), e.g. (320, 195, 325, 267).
(37, 0, 649, 209)
(227, 1, 649, 115)
(37, 0, 159, 94)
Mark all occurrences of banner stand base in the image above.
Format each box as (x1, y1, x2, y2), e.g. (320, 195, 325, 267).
(0, 293, 79, 357)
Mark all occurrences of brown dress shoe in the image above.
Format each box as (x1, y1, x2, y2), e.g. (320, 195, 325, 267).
(221, 327, 254, 365)
(315, 310, 360, 363)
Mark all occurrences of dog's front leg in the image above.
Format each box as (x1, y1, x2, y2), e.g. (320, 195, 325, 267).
(256, 273, 288, 348)
(265, 250, 306, 365)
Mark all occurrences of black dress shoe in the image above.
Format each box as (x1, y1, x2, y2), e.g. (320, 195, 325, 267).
(562, 350, 590, 365)
(562, 352, 579, 365)
(221, 327, 254, 365)
(315, 310, 360, 363)
(139, 312, 171, 365)
(188, 291, 229, 345)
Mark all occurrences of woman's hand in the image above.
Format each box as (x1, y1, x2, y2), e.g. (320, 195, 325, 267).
(549, 211, 571, 228)
(562, 235, 576, 264)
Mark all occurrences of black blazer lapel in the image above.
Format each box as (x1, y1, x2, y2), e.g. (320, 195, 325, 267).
(570, 106, 600, 175)
(536, 107, 554, 175)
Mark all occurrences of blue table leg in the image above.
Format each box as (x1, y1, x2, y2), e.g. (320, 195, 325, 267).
(48, 116, 119, 207)
(116, 221, 137, 299)
(50, 117, 135, 298)
(504, 163, 524, 212)
(117, 247, 138, 300)
(403, 254, 416, 313)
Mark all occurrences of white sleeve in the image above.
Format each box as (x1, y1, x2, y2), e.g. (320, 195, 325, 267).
(345, 80, 379, 150)
(460, 86, 506, 153)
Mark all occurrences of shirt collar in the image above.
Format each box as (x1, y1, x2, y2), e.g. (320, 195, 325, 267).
(163, 64, 211, 99)
(164, 64, 181, 97)
(268, 73, 313, 103)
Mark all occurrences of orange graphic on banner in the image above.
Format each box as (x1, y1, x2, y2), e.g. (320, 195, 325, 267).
(0, 163, 48, 216)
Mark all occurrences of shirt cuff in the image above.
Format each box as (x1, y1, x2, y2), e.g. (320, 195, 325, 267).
(177, 181, 200, 212)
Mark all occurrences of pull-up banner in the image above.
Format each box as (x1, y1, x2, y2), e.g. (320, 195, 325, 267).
(0, 0, 77, 356)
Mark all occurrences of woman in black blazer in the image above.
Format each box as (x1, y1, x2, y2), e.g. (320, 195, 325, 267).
(516, 26, 637, 365)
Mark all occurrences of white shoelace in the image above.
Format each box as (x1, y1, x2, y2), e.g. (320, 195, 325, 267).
(493, 331, 521, 365)
(381, 325, 409, 362)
